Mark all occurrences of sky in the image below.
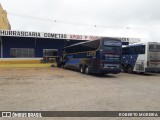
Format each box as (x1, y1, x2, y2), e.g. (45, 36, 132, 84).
(1, 0, 160, 42)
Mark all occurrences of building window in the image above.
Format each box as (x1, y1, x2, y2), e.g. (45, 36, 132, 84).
(43, 49, 58, 57)
(10, 48, 35, 58)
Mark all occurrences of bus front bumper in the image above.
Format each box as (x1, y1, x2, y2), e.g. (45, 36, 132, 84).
(90, 67, 121, 74)
(145, 67, 160, 72)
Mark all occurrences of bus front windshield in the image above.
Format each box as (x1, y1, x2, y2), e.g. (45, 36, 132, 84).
(103, 40, 122, 54)
(149, 44, 160, 52)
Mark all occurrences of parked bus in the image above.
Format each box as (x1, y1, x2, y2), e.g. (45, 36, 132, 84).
(62, 37, 122, 75)
(122, 42, 160, 73)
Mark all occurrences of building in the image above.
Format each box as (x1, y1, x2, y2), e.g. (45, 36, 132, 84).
(0, 30, 87, 58)
(0, 29, 140, 59)
(0, 4, 11, 30)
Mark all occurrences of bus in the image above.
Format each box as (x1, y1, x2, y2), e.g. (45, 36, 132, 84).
(122, 42, 160, 73)
(62, 37, 122, 75)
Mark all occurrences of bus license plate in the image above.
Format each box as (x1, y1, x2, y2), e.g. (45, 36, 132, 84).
(104, 64, 119, 68)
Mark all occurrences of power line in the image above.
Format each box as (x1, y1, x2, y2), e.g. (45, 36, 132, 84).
(9, 13, 54, 22)
(8, 12, 160, 30)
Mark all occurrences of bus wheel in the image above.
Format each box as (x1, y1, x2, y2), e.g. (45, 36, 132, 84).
(80, 65, 85, 74)
(85, 66, 90, 75)
(127, 66, 133, 74)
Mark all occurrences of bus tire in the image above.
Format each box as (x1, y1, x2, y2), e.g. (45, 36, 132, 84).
(85, 66, 90, 75)
(127, 65, 133, 74)
(80, 65, 85, 74)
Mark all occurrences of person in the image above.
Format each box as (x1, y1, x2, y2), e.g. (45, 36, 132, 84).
(56, 57, 62, 68)
(61, 58, 66, 68)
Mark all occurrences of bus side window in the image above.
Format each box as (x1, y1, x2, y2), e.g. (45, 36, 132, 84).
(135, 45, 145, 54)
(122, 48, 126, 55)
(129, 47, 135, 54)
(73, 54, 76, 58)
(140, 45, 145, 54)
(122, 47, 130, 55)
(68, 54, 73, 58)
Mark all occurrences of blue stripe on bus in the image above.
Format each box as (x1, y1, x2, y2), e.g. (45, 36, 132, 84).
(66, 59, 81, 64)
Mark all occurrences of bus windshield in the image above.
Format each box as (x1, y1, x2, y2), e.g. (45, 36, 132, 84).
(149, 44, 160, 52)
(103, 40, 122, 54)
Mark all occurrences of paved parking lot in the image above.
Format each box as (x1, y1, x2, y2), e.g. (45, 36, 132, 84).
(0, 68, 160, 120)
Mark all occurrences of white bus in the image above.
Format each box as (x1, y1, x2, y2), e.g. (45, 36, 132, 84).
(122, 42, 160, 73)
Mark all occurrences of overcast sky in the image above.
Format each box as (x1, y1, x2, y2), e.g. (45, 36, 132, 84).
(1, 0, 160, 42)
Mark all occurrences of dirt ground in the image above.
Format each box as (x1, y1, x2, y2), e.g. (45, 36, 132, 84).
(0, 68, 160, 120)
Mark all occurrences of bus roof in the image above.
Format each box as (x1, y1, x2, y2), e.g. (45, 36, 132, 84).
(123, 43, 145, 47)
(64, 40, 97, 49)
(123, 42, 160, 48)
(64, 37, 121, 48)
